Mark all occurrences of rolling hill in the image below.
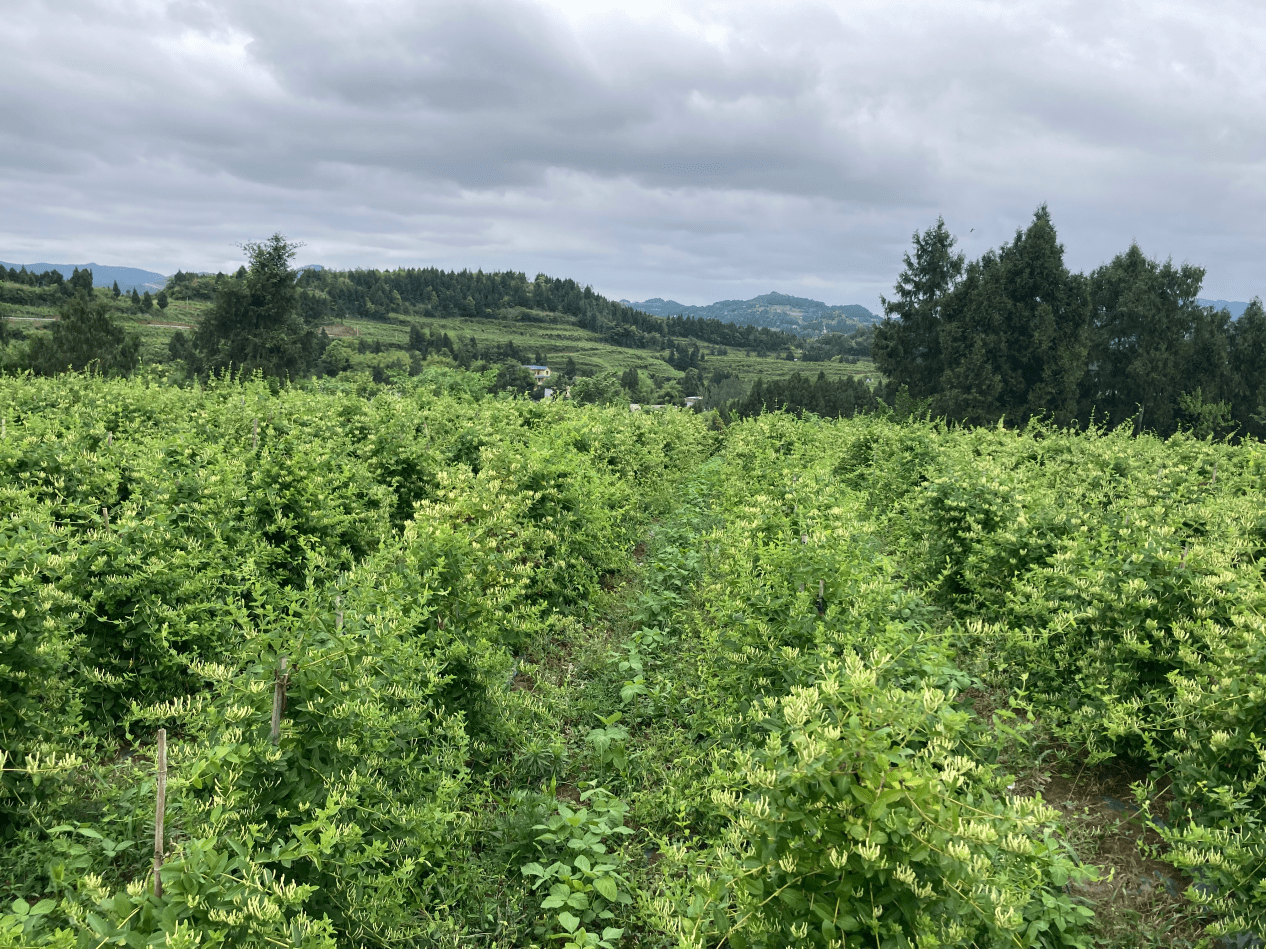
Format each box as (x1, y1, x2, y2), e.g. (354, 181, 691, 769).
(625, 291, 879, 337)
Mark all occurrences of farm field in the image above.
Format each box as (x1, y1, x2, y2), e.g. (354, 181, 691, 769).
(1, 279, 873, 394)
(2, 372, 1263, 948)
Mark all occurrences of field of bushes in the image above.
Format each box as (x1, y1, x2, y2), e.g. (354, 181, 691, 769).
(2, 372, 1264, 948)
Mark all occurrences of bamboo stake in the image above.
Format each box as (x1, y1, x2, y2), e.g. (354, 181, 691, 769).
(153, 729, 167, 898)
(271, 657, 289, 744)
(102, 507, 110, 531)
(335, 597, 343, 631)
(106, 431, 112, 447)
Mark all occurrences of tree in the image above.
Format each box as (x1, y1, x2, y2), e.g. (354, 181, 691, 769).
(491, 361, 535, 395)
(571, 372, 626, 406)
(1229, 299, 1266, 439)
(873, 217, 964, 401)
(183, 234, 324, 379)
(24, 294, 140, 376)
(157, 290, 169, 310)
(141, 290, 154, 312)
(111, 281, 121, 298)
(131, 288, 141, 308)
(935, 207, 1089, 426)
(68, 267, 93, 295)
(1080, 244, 1206, 435)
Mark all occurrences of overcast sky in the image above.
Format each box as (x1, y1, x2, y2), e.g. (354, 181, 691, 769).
(2, 0, 1263, 310)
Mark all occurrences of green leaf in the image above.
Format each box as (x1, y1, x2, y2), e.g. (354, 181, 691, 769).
(592, 876, 618, 902)
(557, 911, 581, 933)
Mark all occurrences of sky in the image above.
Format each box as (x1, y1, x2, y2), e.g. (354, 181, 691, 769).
(1, 0, 1263, 311)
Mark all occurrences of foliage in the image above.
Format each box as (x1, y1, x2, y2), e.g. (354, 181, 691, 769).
(522, 787, 634, 949)
(6, 371, 1266, 947)
(686, 653, 1094, 948)
(182, 235, 326, 379)
(876, 207, 1266, 438)
(21, 293, 140, 376)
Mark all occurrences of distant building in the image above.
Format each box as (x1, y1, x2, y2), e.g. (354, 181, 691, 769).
(524, 364, 551, 384)
(629, 403, 641, 412)
(684, 396, 702, 408)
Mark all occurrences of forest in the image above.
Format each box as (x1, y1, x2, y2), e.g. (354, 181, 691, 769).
(873, 207, 1266, 439)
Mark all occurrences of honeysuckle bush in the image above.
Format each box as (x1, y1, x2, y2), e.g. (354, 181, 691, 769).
(618, 415, 1094, 947)
(859, 420, 1266, 942)
(682, 654, 1094, 948)
(0, 370, 713, 946)
(9, 372, 1266, 946)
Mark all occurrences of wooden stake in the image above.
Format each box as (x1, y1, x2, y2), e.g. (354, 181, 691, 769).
(153, 729, 167, 898)
(102, 507, 109, 531)
(106, 431, 112, 447)
(252, 418, 259, 450)
(801, 533, 808, 545)
(335, 597, 343, 631)
(271, 656, 289, 744)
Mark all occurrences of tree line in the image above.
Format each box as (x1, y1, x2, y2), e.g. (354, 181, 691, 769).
(873, 207, 1265, 438)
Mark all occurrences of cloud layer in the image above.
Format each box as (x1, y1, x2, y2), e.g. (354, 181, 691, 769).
(2, 0, 1262, 308)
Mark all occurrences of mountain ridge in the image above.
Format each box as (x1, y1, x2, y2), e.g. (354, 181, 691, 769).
(624, 291, 879, 338)
(0, 260, 167, 294)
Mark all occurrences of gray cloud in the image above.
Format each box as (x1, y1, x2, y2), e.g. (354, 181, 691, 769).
(1, 0, 1263, 309)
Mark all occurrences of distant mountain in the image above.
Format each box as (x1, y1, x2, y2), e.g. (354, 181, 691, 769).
(1198, 298, 1252, 319)
(0, 260, 167, 294)
(623, 291, 879, 338)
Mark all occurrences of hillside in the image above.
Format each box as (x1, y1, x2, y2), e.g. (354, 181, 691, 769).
(1, 264, 875, 406)
(625, 290, 880, 336)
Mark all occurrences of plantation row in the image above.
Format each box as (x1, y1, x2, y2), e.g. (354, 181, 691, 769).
(1, 373, 1263, 947)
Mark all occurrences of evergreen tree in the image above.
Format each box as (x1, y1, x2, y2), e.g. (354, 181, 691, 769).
(873, 217, 964, 402)
(1080, 244, 1206, 435)
(112, 281, 121, 298)
(141, 290, 154, 312)
(131, 288, 141, 308)
(67, 267, 93, 295)
(24, 294, 140, 376)
(157, 290, 169, 310)
(184, 234, 323, 379)
(936, 207, 1090, 426)
(1228, 299, 1266, 439)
